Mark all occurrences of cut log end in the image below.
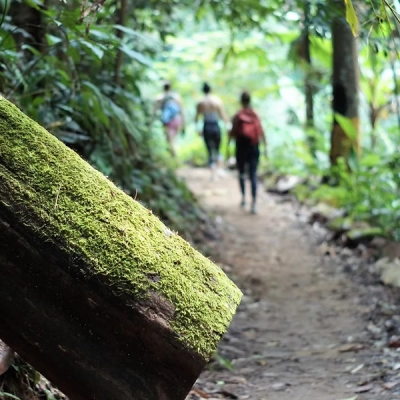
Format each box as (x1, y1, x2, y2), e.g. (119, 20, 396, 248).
(0, 341, 14, 376)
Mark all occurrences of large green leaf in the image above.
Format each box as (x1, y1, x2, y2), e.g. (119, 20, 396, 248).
(344, 0, 358, 36)
(119, 44, 152, 66)
(334, 113, 358, 141)
(0, 392, 21, 399)
(361, 153, 381, 167)
(81, 40, 105, 60)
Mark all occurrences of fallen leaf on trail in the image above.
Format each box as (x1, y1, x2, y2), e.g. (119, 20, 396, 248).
(388, 338, 400, 348)
(217, 389, 238, 399)
(189, 388, 210, 398)
(225, 376, 247, 384)
(272, 382, 290, 391)
(367, 323, 382, 334)
(339, 343, 365, 353)
(262, 372, 278, 378)
(382, 381, 399, 390)
(354, 383, 374, 393)
(373, 339, 386, 348)
(357, 370, 386, 387)
(393, 363, 400, 370)
(337, 397, 358, 400)
(351, 364, 364, 374)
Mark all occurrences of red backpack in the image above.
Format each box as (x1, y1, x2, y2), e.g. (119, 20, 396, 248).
(233, 109, 263, 145)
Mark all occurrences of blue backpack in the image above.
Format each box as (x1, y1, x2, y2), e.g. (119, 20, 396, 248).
(161, 96, 180, 124)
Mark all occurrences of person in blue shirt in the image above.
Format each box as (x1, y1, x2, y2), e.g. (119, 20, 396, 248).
(154, 81, 185, 157)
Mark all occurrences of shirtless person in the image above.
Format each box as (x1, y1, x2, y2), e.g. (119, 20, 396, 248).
(154, 81, 185, 157)
(195, 83, 230, 179)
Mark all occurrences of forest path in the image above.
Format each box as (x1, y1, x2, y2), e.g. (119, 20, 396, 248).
(180, 167, 390, 400)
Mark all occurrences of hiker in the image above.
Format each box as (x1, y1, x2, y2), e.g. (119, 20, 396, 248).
(229, 91, 267, 214)
(195, 82, 230, 180)
(154, 81, 185, 157)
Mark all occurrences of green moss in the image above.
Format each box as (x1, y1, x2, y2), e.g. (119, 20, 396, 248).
(327, 216, 353, 232)
(291, 184, 311, 203)
(346, 226, 385, 241)
(0, 97, 242, 359)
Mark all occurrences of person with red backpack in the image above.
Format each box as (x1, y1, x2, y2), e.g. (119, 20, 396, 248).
(229, 91, 267, 214)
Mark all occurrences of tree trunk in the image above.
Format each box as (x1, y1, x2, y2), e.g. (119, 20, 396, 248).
(9, 0, 46, 52)
(303, 1, 314, 129)
(303, 1, 315, 157)
(0, 97, 241, 400)
(114, 0, 128, 86)
(389, 40, 400, 135)
(0, 342, 14, 376)
(330, 2, 360, 166)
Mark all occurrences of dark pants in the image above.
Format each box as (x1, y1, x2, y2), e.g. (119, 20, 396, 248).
(236, 146, 260, 201)
(203, 121, 221, 166)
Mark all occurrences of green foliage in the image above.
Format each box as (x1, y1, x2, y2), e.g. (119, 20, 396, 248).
(312, 154, 400, 240)
(270, 129, 400, 241)
(344, 0, 358, 35)
(177, 131, 208, 167)
(0, 0, 208, 238)
(0, 393, 20, 399)
(334, 113, 358, 141)
(211, 352, 234, 371)
(0, 0, 398, 246)
(150, 0, 400, 244)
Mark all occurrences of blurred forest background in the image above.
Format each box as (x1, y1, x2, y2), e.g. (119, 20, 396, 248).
(0, 0, 399, 239)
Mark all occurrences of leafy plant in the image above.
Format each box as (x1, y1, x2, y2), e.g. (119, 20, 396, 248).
(0, 392, 21, 399)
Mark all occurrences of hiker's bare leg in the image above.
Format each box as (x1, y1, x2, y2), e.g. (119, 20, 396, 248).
(203, 133, 217, 181)
(164, 126, 177, 158)
(249, 152, 259, 214)
(237, 158, 246, 208)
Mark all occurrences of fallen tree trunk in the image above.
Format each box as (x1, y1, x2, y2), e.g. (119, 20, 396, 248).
(0, 97, 241, 400)
(0, 341, 14, 376)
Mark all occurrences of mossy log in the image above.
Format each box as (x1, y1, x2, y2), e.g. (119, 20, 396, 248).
(0, 97, 242, 400)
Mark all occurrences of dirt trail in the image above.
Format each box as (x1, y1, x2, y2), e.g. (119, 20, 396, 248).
(180, 167, 394, 400)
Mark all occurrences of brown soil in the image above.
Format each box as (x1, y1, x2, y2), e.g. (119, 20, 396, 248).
(180, 167, 398, 400)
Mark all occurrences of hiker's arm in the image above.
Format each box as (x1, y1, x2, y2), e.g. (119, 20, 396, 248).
(217, 101, 231, 128)
(176, 95, 186, 129)
(195, 103, 203, 135)
(226, 135, 232, 161)
(226, 116, 236, 160)
(230, 114, 239, 138)
(195, 103, 201, 124)
(261, 127, 268, 158)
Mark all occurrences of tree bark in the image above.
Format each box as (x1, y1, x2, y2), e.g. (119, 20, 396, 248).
(303, 1, 315, 157)
(0, 97, 241, 400)
(114, 0, 128, 86)
(303, 1, 314, 129)
(330, 2, 360, 166)
(0, 341, 14, 376)
(9, 0, 46, 53)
